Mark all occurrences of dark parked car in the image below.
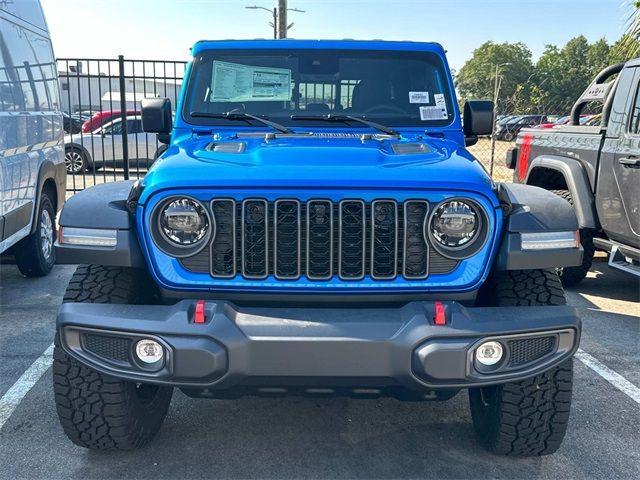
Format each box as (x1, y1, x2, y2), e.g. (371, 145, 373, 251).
(496, 114, 548, 141)
(62, 112, 83, 134)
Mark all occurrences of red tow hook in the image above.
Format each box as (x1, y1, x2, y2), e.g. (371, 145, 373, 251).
(434, 301, 446, 326)
(194, 300, 206, 324)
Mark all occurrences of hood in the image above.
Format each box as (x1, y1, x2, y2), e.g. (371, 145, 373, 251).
(140, 131, 495, 201)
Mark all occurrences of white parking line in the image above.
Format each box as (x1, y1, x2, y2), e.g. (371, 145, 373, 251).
(576, 348, 640, 405)
(0, 343, 54, 430)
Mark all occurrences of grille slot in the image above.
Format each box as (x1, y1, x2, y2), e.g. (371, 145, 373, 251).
(241, 199, 269, 279)
(339, 200, 366, 280)
(371, 200, 398, 279)
(210, 199, 236, 278)
(274, 199, 301, 279)
(508, 336, 556, 367)
(306, 200, 333, 279)
(83, 333, 130, 363)
(403, 201, 429, 279)
(182, 198, 460, 280)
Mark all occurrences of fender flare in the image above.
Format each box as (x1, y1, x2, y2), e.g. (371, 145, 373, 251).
(55, 180, 145, 268)
(525, 155, 598, 229)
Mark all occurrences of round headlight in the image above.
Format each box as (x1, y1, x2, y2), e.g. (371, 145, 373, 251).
(160, 198, 209, 246)
(430, 200, 479, 248)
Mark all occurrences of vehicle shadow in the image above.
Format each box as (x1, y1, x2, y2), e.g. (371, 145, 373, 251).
(566, 262, 640, 304)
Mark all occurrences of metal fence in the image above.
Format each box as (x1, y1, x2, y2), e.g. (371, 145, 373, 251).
(58, 56, 186, 194)
(58, 57, 579, 193)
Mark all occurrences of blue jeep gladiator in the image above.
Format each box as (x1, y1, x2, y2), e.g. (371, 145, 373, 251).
(53, 40, 583, 456)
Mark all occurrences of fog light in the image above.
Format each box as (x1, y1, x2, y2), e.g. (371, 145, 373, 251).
(135, 339, 164, 364)
(475, 341, 504, 366)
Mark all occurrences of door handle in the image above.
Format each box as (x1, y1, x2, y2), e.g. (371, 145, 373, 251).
(618, 156, 640, 167)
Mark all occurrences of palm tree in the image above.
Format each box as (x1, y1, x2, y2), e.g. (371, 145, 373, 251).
(616, 1, 640, 60)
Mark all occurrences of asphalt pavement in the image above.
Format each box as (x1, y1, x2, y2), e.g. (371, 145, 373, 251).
(0, 261, 638, 479)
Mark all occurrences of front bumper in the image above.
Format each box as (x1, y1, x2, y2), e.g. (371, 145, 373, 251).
(57, 300, 580, 395)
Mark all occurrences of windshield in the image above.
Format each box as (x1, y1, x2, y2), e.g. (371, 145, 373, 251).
(183, 49, 455, 128)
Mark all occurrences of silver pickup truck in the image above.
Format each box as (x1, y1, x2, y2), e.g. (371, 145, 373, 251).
(508, 59, 640, 285)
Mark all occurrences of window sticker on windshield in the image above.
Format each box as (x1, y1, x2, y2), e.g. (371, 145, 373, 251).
(419, 105, 448, 121)
(210, 61, 292, 102)
(409, 91, 429, 104)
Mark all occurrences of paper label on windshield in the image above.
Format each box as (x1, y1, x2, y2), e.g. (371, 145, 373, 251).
(210, 61, 292, 102)
(419, 106, 447, 120)
(409, 91, 429, 104)
(419, 93, 448, 120)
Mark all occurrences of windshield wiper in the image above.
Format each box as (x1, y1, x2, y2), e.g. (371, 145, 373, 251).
(290, 114, 399, 137)
(190, 111, 294, 134)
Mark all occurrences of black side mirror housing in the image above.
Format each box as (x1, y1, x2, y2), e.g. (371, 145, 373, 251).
(463, 100, 494, 137)
(141, 97, 172, 134)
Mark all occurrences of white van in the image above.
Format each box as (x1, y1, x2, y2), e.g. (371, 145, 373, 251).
(0, 0, 65, 276)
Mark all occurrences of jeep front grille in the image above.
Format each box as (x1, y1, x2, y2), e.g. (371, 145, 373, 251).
(179, 198, 459, 280)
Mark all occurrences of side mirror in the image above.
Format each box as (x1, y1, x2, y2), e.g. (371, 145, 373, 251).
(141, 97, 172, 134)
(463, 100, 494, 137)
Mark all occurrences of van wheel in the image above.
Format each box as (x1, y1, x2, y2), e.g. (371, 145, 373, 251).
(53, 266, 172, 450)
(14, 191, 56, 277)
(65, 147, 88, 174)
(470, 269, 573, 456)
(550, 189, 594, 286)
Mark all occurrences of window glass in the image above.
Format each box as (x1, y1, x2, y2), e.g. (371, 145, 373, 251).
(184, 48, 455, 128)
(629, 82, 640, 135)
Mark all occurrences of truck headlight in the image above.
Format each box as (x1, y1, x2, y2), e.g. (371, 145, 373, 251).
(152, 196, 213, 257)
(427, 198, 488, 259)
(160, 198, 209, 245)
(430, 200, 478, 248)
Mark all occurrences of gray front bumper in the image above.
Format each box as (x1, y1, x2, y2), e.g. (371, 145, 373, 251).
(57, 300, 580, 392)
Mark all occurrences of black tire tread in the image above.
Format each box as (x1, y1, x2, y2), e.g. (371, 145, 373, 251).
(14, 192, 56, 277)
(491, 269, 566, 306)
(54, 265, 170, 450)
(470, 360, 573, 456)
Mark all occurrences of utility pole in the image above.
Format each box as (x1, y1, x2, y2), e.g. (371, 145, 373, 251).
(489, 62, 511, 177)
(245, 2, 305, 39)
(277, 0, 287, 39)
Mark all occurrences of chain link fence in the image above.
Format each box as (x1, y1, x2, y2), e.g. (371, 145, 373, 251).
(58, 58, 581, 194)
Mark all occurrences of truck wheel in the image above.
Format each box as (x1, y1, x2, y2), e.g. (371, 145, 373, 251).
(53, 265, 172, 450)
(550, 189, 595, 286)
(470, 269, 573, 456)
(13, 191, 56, 277)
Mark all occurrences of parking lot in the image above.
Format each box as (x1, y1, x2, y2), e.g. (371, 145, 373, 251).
(0, 260, 637, 479)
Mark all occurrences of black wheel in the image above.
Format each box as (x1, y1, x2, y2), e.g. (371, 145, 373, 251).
(53, 265, 172, 450)
(13, 191, 56, 277)
(550, 189, 595, 286)
(503, 130, 515, 142)
(471, 269, 573, 456)
(64, 147, 88, 174)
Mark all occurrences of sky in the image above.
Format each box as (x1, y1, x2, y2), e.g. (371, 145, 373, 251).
(40, 0, 628, 70)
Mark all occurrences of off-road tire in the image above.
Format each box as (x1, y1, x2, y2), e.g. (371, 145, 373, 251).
(470, 269, 573, 456)
(53, 265, 172, 450)
(550, 189, 595, 287)
(469, 360, 573, 456)
(13, 191, 56, 277)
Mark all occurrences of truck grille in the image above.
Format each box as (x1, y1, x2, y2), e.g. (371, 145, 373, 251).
(180, 198, 459, 280)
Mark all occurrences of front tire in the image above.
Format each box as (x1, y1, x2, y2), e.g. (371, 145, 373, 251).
(13, 191, 56, 277)
(471, 269, 573, 456)
(53, 265, 172, 450)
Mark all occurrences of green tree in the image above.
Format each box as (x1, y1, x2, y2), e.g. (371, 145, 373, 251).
(455, 41, 534, 112)
(612, 1, 640, 60)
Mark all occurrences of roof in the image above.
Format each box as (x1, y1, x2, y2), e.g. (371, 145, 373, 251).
(190, 39, 445, 57)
